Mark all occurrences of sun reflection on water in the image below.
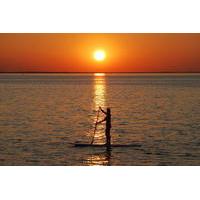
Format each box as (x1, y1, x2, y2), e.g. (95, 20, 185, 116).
(93, 73, 106, 110)
(92, 73, 106, 144)
(94, 73, 105, 77)
(84, 148, 112, 166)
(83, 73, 111, 166)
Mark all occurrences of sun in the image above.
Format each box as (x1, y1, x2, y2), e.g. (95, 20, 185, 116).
(93, 50, 106, 61)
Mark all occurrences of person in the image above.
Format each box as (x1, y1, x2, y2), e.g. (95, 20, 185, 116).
(97, 107, 112, 146)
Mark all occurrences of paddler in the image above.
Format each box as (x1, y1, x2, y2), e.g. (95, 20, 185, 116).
(96, 107, 112, 146)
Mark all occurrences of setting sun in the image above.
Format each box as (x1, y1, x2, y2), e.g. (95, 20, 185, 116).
(93, 50, 106, 61)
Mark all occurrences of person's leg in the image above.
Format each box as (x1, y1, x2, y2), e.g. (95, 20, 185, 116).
(105, 129, 109, 145)
(106, 129, 111, 146)
(105, 129, 108, 145)
(108, 133, 111, 145)
(108, 128, 111, 144)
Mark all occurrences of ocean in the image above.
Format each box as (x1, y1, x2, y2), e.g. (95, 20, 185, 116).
(0, 73, 200, 165)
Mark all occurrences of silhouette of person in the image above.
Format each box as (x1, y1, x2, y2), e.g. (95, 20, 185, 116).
(97, 107, 111, 146)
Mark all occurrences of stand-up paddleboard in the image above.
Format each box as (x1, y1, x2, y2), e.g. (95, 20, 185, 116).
(74, 143, 142, 148)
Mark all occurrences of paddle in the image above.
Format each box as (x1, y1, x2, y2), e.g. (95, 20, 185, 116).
(90, 108, 100, 144)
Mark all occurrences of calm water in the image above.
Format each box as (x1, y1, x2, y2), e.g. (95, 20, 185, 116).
(0, 73, 200, 165)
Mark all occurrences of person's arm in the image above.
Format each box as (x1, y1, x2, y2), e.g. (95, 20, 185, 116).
(96, 117, 106, 124)
(99, 106, 107, 115)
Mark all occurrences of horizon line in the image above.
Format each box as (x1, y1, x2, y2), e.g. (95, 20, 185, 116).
(1, 71, 200, 73)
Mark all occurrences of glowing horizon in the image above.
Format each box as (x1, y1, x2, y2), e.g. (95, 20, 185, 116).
(0, 33, 200, 73)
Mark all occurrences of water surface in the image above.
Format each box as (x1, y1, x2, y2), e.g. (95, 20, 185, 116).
(0, 73, 200, 165)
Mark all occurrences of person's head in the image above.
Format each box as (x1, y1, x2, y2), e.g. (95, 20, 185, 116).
(107, 108, 111, 114)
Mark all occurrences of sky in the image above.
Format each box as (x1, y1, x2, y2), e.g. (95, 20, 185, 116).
(0, 33, 200, 72)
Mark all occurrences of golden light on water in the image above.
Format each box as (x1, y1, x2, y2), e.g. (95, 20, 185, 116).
(84, 73, 109, 166)
(94, 73, 105, 77)
(85, 149, 111, 166)
(93, 73, 106, 110)
(91, 73, 106, 144)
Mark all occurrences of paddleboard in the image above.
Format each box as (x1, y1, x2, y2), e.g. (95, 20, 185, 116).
(74, 143, 142, 148)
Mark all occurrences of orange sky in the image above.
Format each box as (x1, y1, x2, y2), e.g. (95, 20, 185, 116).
(0, 33, 200, 72)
